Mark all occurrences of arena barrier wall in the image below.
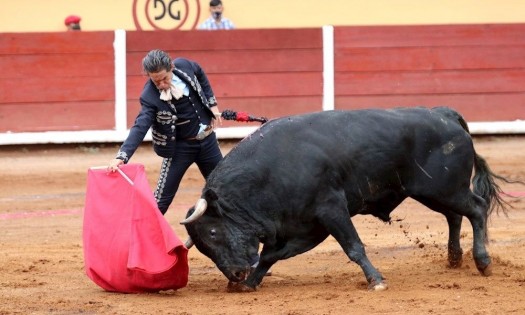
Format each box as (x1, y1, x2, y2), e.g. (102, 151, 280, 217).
(1, 24, 524, 145)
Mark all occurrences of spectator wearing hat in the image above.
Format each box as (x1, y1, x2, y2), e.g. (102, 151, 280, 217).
(65, 15, 82, 31)
(198, 0, 235, 30)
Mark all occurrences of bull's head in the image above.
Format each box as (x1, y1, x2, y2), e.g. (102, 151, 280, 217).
(181, 189, 260, 283)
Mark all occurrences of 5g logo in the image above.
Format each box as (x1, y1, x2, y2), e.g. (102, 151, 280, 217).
(133, 0, 202, 30)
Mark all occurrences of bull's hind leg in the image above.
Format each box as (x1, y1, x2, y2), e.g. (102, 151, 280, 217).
(468, 194, 493, 276)
(416, 192, 492, 276)
(445, 213, 463, 268)
(317, 199, 386, 291)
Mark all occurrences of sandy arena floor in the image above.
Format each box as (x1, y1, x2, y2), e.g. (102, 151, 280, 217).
(0, 136, 524, 314)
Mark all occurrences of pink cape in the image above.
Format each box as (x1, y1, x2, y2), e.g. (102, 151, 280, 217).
(82, 164, 189, 293)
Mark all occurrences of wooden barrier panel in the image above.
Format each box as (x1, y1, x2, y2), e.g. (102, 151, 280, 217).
(334, 24, 525, 121)
(125, 29, 324, 126)
(0, 32, 115, 132)
(1, 25, 524, 140)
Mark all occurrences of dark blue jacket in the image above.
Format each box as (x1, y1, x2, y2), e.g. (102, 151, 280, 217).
(116, 58, 217, 161)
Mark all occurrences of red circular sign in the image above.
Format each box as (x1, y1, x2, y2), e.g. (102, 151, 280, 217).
(133, 0, 201, 31)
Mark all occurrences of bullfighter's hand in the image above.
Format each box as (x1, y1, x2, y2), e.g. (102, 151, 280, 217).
(108, 159, 124, 172)
(212, 110, 222, 129)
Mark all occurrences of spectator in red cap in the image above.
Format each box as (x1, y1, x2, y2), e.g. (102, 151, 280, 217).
(65, 15, 82, 31)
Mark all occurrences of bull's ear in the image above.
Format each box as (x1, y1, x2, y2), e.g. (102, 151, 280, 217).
(203, 188, 219, 201)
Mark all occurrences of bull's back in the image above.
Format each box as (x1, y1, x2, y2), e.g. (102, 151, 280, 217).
(210, 107, 473, 204)
(240, 107, 469, 163)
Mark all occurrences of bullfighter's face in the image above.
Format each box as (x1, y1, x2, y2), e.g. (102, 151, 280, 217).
(148, 69, 172, 91)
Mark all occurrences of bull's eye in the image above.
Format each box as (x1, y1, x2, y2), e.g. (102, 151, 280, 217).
(209, 229, 216, 239)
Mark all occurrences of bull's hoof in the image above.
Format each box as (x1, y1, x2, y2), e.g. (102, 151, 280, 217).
(477, 262, 493, 276)
(368, 281, 388, 291)
(227, 281, 257, 293)
(475, 255, 493, 276)
(448, 251, 463, 268)
(448, 258, 463, 268)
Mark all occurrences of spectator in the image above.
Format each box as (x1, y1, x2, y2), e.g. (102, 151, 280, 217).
(108, 49, 223, 215)
(64, 15, 81, 31)
(198, 0, 235, 30)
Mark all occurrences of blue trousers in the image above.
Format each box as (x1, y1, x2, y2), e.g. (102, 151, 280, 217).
(154, 132, 222, 214)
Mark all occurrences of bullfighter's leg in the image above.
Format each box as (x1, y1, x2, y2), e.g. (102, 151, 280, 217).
(316, 197, 386, 291)
(445, 213, 463, 268)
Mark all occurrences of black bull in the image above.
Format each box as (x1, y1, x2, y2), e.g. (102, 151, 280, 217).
(181, 107, 514, 292)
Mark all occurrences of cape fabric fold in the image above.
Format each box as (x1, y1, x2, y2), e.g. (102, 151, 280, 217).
(83, 164, 188, 293)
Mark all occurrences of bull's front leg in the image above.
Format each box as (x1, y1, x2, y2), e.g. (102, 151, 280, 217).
(226, 248, 277, 292)
(318, 208, 387, 291)
(340, 231, 387, 291)
(228, 235, 328, 292)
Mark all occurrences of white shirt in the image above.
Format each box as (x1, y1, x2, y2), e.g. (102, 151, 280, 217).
(172, 73, 189, 96)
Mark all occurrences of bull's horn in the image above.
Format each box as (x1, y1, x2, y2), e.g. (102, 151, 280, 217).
(180, 198, 207, 224)
(184, 237, 194, 249)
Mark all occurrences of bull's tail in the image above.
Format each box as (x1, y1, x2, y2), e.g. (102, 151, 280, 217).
(471, 153, 520, 243)
(471, 154, 511, 218)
